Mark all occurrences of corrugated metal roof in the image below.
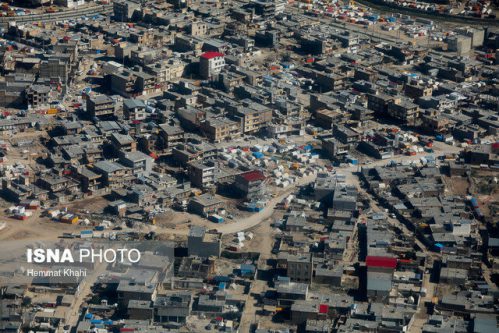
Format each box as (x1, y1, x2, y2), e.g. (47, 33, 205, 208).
(200, 52, 224, 60)
(240, 170, 266, 182)
(366, 256, 397, 269)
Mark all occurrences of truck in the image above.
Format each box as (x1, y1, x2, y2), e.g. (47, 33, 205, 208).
(209, 214, 224, 223)
(80, 230, 93, 238)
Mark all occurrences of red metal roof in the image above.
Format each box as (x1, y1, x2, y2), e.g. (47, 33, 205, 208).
(200, 52, 224, 60)
(240, 170, 266, 182)
(398, 259, 413, 264)
(318, 304, 329, 314)
(366, 256, 397, 269)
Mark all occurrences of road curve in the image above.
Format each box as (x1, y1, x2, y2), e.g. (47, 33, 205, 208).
(215, 174, 317, 235)
(153, 174, 318, 237)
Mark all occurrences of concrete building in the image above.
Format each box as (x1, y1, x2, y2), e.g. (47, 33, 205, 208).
(39, 58, 69, 84)
(251, 0, 286, 17)
(200, 118, 241, 142)
(188, 193, 224, 216)
(387, 99, 420, 126)
(447, 35, 472, 56)
(286, 253, 314, 284)
(154, 293, 192, 323)
(234, 170, 266, 199)
(119, 151, 154, 176)
(113, 0, 141, 21)
(228, 101, 273, 134)
(117, 269, 159, 307)
(187, 226, 222, 258)
(26, 85, 50, 109)
(188, 160, 216, 190)
(86, 95, 116, 119)
(123, 99, 147, 122)
(54, 0, 85, 8)
(199, 52, 225, 79)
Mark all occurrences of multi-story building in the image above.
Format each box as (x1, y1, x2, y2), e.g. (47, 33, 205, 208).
(110, 68, 157, 98)
(123, 99, 147, 122)
(333, 124, 360, 146)
(54, 0, 85, 8)
(404, 82, 433, 99)
(187, 226, 222, 258)
(86, 95, 116, 119)
(228, 101, 272, 134)
(234, 170, 266, 199)
(154, 293, 192, 323)
(199, 52, 225, 79)
(25, 84, 50, 109)
(277, 253, 314, 284)
(119, 151, 154, 176)
(93, 160, 134, 189)
(144, 59, 185, 88)
(387, 99, 420, 126)
(188, 160, 216, 190)
(251, 0, 285, 17)
(200, 118, 241, 142)
(158, 124, 185, 152)
(189, 21, 208, 37)
(172, 142, 218, 166)
(110, 133, 137, 153)
(117, 269, 159, 307)
(75, 167, 102, 193)
(37, 174, 79, 195)
(367, 92, 395, 115)
(113, 0, 141, 21)
(39, 58, 70, 84)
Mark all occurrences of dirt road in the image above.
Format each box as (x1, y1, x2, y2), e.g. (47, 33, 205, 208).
(239, 219, 276, 332)
(153, 174, 317, 237)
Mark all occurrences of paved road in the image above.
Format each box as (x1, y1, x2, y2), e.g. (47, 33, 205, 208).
(356, 0, 499, 27)
(0, 5, 112, 28)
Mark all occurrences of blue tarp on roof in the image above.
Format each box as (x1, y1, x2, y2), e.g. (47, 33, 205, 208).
(213, 276, 231, 283)
(240, 264, 256, 274)
(252, 152, 264, 159)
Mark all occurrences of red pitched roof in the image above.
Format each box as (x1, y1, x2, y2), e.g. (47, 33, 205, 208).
(366, 256, 397, 269)
(200, 52, 224, 60)
(240, 170, 266, 182)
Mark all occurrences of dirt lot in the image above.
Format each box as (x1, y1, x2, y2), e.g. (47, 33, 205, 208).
(0, 212, 85, 242)
(66, 195, 109, 213)
(442, 175, 470, 196)
(154, 210, 205, 229)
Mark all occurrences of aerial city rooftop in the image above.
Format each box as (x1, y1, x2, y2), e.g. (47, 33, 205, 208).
(0, 0, 498, 332)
